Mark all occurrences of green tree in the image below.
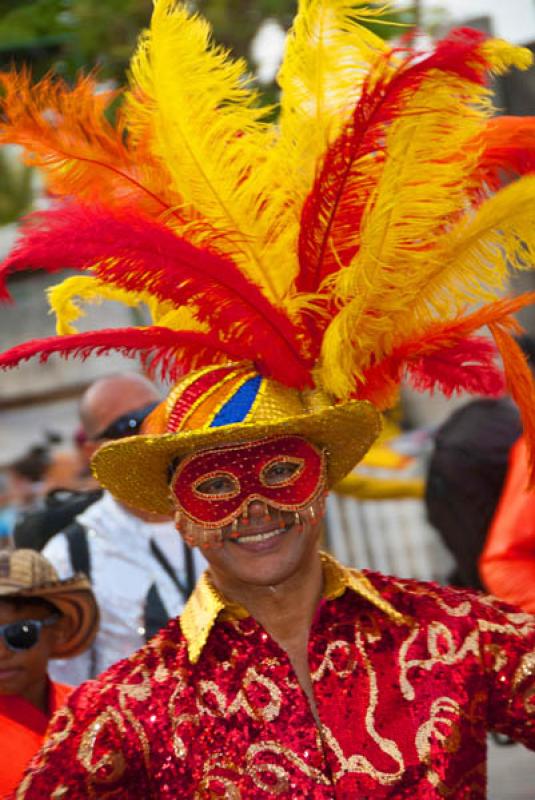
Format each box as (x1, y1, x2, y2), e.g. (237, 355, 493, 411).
(0, 1, 416, 83)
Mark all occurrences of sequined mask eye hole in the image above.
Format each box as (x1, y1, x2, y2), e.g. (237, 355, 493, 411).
(259, 457, 305, 488)
(192, 471, 240, 501)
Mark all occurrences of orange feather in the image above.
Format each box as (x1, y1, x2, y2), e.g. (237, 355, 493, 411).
(0, 70, 181, 218)
(489, 322, 535, 486)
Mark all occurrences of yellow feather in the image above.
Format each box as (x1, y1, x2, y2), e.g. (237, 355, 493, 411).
(157, 306, 208, 333)
(422, 175, 535, 313)
(125, 0, 283, 301)
(318, 69, 489, 396)
(47, 276, 164, 335)
(479, 39, 533, 74)
(258, 0, 389, 298)
(276, 0, 389, 200)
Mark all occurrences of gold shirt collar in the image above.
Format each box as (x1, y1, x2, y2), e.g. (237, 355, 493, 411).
(181, 551, 409, 664)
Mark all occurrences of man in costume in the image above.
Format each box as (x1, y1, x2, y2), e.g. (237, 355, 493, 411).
(0, 1, 534, 796)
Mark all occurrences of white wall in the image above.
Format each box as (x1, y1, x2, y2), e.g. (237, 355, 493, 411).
(422, 0, 535, 43)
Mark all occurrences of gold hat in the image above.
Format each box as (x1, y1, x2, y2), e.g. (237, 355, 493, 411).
(0, 549, 99, 658)
(92, 364, 381, 515)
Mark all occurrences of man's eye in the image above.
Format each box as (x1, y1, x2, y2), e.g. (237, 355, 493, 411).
(263, 461, 301, 486)
(195, 474, 238, 496)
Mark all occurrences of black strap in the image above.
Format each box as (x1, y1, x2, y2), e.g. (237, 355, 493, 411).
(64, 521, 97, 677)
(144, 584, 170, 641)
(64, 521, 92, 581)
(149, 539, 191, 601)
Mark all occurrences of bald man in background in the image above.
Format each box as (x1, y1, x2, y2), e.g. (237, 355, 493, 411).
(43, 373, 205, 684)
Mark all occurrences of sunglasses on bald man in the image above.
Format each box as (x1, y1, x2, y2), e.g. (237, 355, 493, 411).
(93, 401, 159, 441)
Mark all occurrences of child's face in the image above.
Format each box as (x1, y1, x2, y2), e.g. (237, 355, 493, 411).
(0, 600, 66, 703)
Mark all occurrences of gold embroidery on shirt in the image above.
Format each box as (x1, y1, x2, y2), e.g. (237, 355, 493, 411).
(399, 624, 479, 701)
(50, 787, 69, 798)
(479, 618, 534, 638)
(246, 741, 331, 788)
(392, 580, 473, 618)
(415, 696, 463, 762)
(195, 774, 242, 799)
(513, 650, 535, 690)
(310, 640, 356, 681)
(15, 708, 76, 799)
(196, 666, 283, 722)
(484, 643, 509, 672)
(320, 627, 405, 785)
(167, 671, 194, 759)
(77, 709, 127, 784)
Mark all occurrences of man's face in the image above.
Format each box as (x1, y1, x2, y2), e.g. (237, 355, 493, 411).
(171, 435, 327, 587)
(0, 600, 66, 703)
(82, 375, 162, 460)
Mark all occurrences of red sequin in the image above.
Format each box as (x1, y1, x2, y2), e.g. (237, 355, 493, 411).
(15, 566, 535, 798)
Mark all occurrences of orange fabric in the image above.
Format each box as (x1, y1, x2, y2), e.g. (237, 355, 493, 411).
(480, 435, 535, 613)
(0, 679, 72, 798)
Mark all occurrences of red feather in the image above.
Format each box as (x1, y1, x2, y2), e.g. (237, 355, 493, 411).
(0, 203, 313, 387)
(355, 293, 535, 409)
(0, 327, 256, 383)
(406, 338, 504, 396)
(475, 116, 535, 191)
(297, 28, 489, 296)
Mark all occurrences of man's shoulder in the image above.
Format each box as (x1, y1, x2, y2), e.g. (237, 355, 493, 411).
(350, 567, 528, 627)
(67, 616, 190, 709)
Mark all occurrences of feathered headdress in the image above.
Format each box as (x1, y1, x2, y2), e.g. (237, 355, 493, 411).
(2, 0, 535, 491)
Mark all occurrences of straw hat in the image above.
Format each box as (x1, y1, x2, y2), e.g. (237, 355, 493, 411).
(0, 549, 99, 658)
(92, 364, 382, 516)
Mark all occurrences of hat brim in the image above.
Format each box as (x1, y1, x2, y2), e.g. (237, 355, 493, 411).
(92, 400, 382, 516)
(0, 575, 99, 658)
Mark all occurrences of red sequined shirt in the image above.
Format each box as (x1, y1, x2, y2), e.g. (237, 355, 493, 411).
(16, 554, 535, 798)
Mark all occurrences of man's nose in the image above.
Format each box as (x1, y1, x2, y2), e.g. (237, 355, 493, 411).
(247, 499, 270, 520)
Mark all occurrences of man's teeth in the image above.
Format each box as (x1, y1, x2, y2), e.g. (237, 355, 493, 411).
(235, 528, 284, 543)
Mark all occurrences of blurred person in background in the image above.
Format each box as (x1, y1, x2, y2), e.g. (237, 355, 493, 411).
(13, 426, 102, 553)
(0, 549, 98, 797)
(0, 441, 57, 549)
(4, 442, 51, 512)
(479, 335, 535, 612)
(41, 372, 205, 685)
(0, 471, 18, 549)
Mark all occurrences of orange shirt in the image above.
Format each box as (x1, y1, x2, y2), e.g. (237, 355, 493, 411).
(480, 435, 535, 613)
(0, 679, 72, 798)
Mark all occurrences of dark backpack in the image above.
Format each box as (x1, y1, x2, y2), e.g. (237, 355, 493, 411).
(13, 488, 103, 552)
(425, 398, 522, 590)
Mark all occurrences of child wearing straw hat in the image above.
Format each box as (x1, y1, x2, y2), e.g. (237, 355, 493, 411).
(0, 549, 98, 797)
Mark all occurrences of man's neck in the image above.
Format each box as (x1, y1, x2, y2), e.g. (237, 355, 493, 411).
(209, 550, 324, 649)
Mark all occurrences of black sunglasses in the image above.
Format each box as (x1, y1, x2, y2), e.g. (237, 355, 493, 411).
(0, 614, 60, 652)
(93, 401, 159, 441)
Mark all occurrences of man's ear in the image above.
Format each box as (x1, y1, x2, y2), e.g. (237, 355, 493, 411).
(82, 438, 100, 462)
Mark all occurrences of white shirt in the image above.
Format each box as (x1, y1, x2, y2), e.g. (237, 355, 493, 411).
(44, 491, 206, 685)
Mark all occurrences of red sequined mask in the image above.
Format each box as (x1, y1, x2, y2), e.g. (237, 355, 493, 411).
(171, 435, 325, 527)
